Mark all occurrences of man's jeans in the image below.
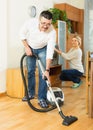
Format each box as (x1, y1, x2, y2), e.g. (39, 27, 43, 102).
(26, 46, 47, 100)
(60, 69, 83, 83)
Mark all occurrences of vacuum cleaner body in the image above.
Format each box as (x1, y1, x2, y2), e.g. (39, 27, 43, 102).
(47, 87, 64, 106)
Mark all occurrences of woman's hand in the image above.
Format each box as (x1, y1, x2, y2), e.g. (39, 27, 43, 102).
(54, 48, 62, 55)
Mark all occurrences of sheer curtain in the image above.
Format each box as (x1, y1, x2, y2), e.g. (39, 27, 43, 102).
(84, 0, 93, 52)
(84, 0, 93, 70)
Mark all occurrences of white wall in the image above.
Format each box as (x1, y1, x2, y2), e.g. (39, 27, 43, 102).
(54, 0, 84, 8)
(66, 0, 84, 9)
(0, 0, 84, 93)
(0, 0, 7, 92)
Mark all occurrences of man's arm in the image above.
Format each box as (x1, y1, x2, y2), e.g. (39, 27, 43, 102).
(22, 39, 32, 56)
(43, 59, 51, 83)
(46, 59, 51, 71)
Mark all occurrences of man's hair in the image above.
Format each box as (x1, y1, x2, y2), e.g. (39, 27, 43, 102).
(40, 10, 53, 20)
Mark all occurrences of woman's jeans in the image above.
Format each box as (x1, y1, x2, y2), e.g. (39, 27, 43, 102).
(26, 46, 47, 100)
(59, 69, 83, 83)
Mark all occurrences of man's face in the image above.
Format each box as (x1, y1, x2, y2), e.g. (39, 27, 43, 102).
(39, 17, 52, 32)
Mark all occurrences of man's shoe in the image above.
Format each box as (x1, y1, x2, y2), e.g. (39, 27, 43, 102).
(38, 99, 49, 108)
(22, 95, 34, 101)
(71, 81, 83, 88)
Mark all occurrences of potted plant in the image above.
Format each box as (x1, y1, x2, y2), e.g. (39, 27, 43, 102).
(48, 8, 72, 33)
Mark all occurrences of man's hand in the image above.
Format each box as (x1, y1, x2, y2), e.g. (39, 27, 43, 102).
(22, 39, 32, 56)
(43, 70, 51, 84)
(25, 46, 32, 56)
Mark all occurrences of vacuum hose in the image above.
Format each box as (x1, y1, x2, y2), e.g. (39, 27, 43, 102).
(20, 53, 56, 112)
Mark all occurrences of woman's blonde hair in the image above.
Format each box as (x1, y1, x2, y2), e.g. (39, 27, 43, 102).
(73, 35, 81, 46)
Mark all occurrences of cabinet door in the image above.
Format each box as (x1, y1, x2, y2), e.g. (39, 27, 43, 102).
(6, 68, 25, 98)
(58, 20, 66, 70)
(50, 65, 62, 87)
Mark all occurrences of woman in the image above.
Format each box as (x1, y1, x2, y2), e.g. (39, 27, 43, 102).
(54, 35, 84, 88)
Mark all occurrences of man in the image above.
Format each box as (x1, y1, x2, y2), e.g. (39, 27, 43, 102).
(20, 10, 56, 108)
(54, 35, 84, 88)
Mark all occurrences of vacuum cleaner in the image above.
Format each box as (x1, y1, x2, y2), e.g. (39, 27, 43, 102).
(20, 53, 78, 126)
(47, 87, 64, 106)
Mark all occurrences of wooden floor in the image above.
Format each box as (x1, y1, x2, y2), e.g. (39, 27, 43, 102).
(0, 77, 93, 130)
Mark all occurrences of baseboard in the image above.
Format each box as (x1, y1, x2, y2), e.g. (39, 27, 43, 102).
(0, 92, 6, 97)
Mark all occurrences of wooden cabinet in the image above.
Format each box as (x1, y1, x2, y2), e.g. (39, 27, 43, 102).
(35, 65, 62, 87)
(50, 65, 62, 87)
(85, 52, 93, 118)
(6, 68, 25, 98)
(86, 58, 93, 118)
(6, 65, 62, 98)
(6, 67, 39, 98)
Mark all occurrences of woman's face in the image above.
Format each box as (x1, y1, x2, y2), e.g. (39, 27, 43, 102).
(72, 38, 79, 48)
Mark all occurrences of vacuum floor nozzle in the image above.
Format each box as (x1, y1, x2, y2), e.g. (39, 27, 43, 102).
(62, 116, 78, 126)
